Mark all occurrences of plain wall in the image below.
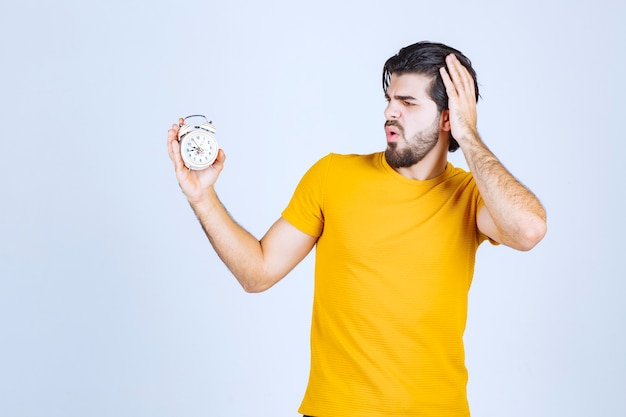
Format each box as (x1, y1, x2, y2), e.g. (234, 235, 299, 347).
(0, 0, 624, 416)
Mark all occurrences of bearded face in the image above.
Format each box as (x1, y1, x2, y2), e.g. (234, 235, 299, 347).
(384, 115, 440, 169)
(383, 73, 444, 170)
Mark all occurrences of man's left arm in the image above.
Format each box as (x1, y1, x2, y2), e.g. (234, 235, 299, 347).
(440, 54, 547, 251)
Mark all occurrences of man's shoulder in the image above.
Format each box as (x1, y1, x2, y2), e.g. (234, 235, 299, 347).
(443, 162, 475, 183)
(320, 151, 383, 169)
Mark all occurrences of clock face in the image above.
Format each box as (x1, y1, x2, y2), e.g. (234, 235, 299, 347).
(181, 130, 218, 170)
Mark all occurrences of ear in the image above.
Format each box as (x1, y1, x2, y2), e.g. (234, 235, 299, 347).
(440, 109, 451, 132)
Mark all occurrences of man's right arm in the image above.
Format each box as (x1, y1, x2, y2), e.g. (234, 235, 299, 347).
(167, 119, 317, 292)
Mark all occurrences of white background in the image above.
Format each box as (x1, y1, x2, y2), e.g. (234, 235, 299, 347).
(0, 0, 624, 416)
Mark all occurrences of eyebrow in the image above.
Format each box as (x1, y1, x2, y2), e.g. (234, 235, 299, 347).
(385, 93, 419, 102)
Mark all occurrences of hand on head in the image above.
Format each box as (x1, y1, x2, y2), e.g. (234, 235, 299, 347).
(439, 54, 479, 146)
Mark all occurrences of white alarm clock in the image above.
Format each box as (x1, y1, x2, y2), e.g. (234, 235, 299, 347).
(177, 115, 219, 170)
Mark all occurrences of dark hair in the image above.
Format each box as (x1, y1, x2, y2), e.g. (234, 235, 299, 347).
(382, 41, 479, 152)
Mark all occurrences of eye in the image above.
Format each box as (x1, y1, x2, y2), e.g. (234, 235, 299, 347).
(403, 100, 415, 106)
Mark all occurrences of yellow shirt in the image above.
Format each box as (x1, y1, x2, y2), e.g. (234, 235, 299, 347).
(282, 152, 489, 417)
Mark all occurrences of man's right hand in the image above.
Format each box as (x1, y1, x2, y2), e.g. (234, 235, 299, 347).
(167, 117, 226, 204)
(166, 117, 317, 292)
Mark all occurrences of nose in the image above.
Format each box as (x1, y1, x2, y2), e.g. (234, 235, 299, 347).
(384, 99, 400, 120)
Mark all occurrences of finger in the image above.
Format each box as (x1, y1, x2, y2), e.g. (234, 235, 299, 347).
(167, 122, 180, 141)
(166, 124, 180, 161)
(445, 54, 474, 96)
(166, 127, 176, 160)
(439, 66, 457, 99)
(169, 137, 186, 174)
(211, 148, 227, 171)
(167, 127, 190, 177)
(167, 124, 178, 139)
(444, 54, 465, 90)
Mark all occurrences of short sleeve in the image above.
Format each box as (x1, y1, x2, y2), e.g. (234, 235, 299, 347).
(281, 154, 333, 237)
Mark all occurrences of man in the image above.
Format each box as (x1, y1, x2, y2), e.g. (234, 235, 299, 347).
(166, 41, 547, 416)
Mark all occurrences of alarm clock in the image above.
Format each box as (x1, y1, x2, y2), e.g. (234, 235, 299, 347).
(177, 115, 219, 170)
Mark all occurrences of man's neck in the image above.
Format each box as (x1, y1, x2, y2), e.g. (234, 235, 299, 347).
(392, 144, 449, 181)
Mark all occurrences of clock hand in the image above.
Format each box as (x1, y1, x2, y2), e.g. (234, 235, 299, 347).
(191, 138, 205, 154)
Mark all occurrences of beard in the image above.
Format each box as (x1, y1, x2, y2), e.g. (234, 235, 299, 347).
(385, 118, 440, 169)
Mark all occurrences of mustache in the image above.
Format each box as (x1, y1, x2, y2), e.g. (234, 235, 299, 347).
(385, 119, 404, 133)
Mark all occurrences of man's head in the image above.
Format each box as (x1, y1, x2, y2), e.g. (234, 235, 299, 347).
(382, 41, 479, 152)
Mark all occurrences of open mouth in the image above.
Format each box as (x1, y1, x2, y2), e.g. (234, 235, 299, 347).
(385, 121, 402, 142)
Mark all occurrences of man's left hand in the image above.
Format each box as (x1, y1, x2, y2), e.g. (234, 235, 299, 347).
(440, 53, 478, 146)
